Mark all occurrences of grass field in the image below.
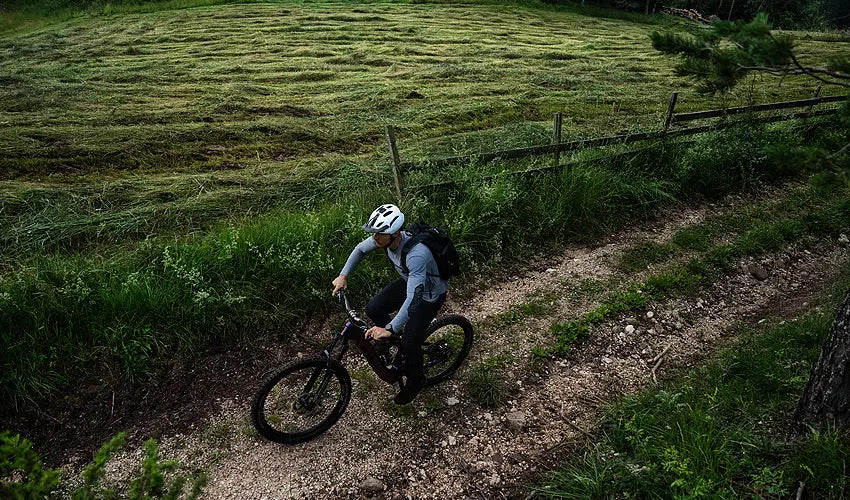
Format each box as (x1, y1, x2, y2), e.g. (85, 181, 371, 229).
(2, 1, 846, 259)
(0, 0, 848, 404)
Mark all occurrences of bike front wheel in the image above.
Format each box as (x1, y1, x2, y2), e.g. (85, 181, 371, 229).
(251, 356, 351, 444)
(423, 314, 474, 387)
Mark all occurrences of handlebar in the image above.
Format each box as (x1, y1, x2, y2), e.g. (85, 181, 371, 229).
(335, 289, 370, 328)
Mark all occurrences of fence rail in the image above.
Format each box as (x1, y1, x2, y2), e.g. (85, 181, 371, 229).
(670, 95, 845, 123)
(385, 89, 847, 196)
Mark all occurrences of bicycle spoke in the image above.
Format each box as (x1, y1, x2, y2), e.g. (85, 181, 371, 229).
(262, 365, 344, 434)
(424, 324, 465, 377)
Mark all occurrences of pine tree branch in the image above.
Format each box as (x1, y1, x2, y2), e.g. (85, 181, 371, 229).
(736, 65, 850, 85)
(784, 41, 850, 88)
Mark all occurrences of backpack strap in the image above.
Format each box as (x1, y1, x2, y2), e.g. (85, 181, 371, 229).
(398, 233, 427, 275)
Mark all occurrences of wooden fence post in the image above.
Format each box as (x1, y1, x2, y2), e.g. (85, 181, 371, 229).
(552, 112, 562, 167)
(803, 86, 822, 127)
(663, 91, 678, 133)
(808, 85, 822, 111)
(384, 126, 404, 201)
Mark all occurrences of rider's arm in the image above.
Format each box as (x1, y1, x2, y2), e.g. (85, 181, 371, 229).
(340, 237, 377, 277)
(387, 252, 428, 333)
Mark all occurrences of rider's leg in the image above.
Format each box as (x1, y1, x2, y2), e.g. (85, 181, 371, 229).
(364, 278, 406, 327)
(353, 278, 407, 384)
(394, 292, 447, 405)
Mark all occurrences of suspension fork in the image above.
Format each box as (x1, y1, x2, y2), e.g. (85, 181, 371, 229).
(300, 323, 354, 397)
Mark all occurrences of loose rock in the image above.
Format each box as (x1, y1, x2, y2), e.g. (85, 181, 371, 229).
(748, 265, 770, 281)
(505, 411, 526, 429)
(358, 477, 384, 494)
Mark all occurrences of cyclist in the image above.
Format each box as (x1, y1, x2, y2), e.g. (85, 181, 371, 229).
(331, 204, 448, 405)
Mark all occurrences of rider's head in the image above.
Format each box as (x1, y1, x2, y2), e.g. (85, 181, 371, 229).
(363, 204, 404, 248)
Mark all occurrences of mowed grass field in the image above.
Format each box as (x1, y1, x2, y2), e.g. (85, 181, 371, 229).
(0, 1, 847, 403)
(2, 1, 846, 261)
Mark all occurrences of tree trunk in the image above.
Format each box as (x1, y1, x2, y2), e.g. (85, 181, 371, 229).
(791, 288, 850, 436)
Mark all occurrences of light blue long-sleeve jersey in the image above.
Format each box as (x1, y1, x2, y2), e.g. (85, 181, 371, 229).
(340, 232, 449, 332)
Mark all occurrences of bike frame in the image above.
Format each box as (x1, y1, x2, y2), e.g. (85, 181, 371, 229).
(305, 290, 448, 396)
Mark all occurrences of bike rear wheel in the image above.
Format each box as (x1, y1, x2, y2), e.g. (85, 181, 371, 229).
(423, 314, 474, 387)
(251, 356, 351, 444)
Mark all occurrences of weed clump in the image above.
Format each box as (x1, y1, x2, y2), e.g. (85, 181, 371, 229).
(467, 365, 508, 409)
(467, 355, 513, 408)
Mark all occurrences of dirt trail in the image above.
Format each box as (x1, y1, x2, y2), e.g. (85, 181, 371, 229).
(59, 189, 850, 499)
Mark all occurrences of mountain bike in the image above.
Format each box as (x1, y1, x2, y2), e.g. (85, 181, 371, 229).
(251, 289, 474, 444)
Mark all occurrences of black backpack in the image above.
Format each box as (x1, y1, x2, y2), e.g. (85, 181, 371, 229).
(395, 222, 460, 280)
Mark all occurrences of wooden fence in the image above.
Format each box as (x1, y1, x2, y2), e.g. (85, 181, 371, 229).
(384, 89, 847, 198)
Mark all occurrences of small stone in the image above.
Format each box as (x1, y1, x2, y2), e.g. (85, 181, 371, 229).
(417, 411, 426, 417)
(508, 453, 524, 464)
(447, 397, 460, 406)
(748, 265, 770, 281)
(646, 311, 655, 319)
(472, 460, 492, 473)
(358, 477, 384, 493)
(675, 322, 683, 330)
(625, 324, 635, 334)
(505, 411, 526, 429)
(839, 234, 849, 245)
(448, 435, 457, 446)
(483, 413, 493, 421)
(655, 323, 665, 334)
(602, 356, 613, 364)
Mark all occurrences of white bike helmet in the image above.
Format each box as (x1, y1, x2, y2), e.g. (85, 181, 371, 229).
(362, 204, 405, 234)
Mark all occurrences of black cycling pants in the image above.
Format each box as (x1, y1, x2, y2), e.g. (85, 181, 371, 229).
(364, 278, 446, 384)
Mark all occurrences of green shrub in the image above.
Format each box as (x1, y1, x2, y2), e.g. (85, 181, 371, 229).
(1, 430, 207, 499)
(0, 432, 61, 498)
